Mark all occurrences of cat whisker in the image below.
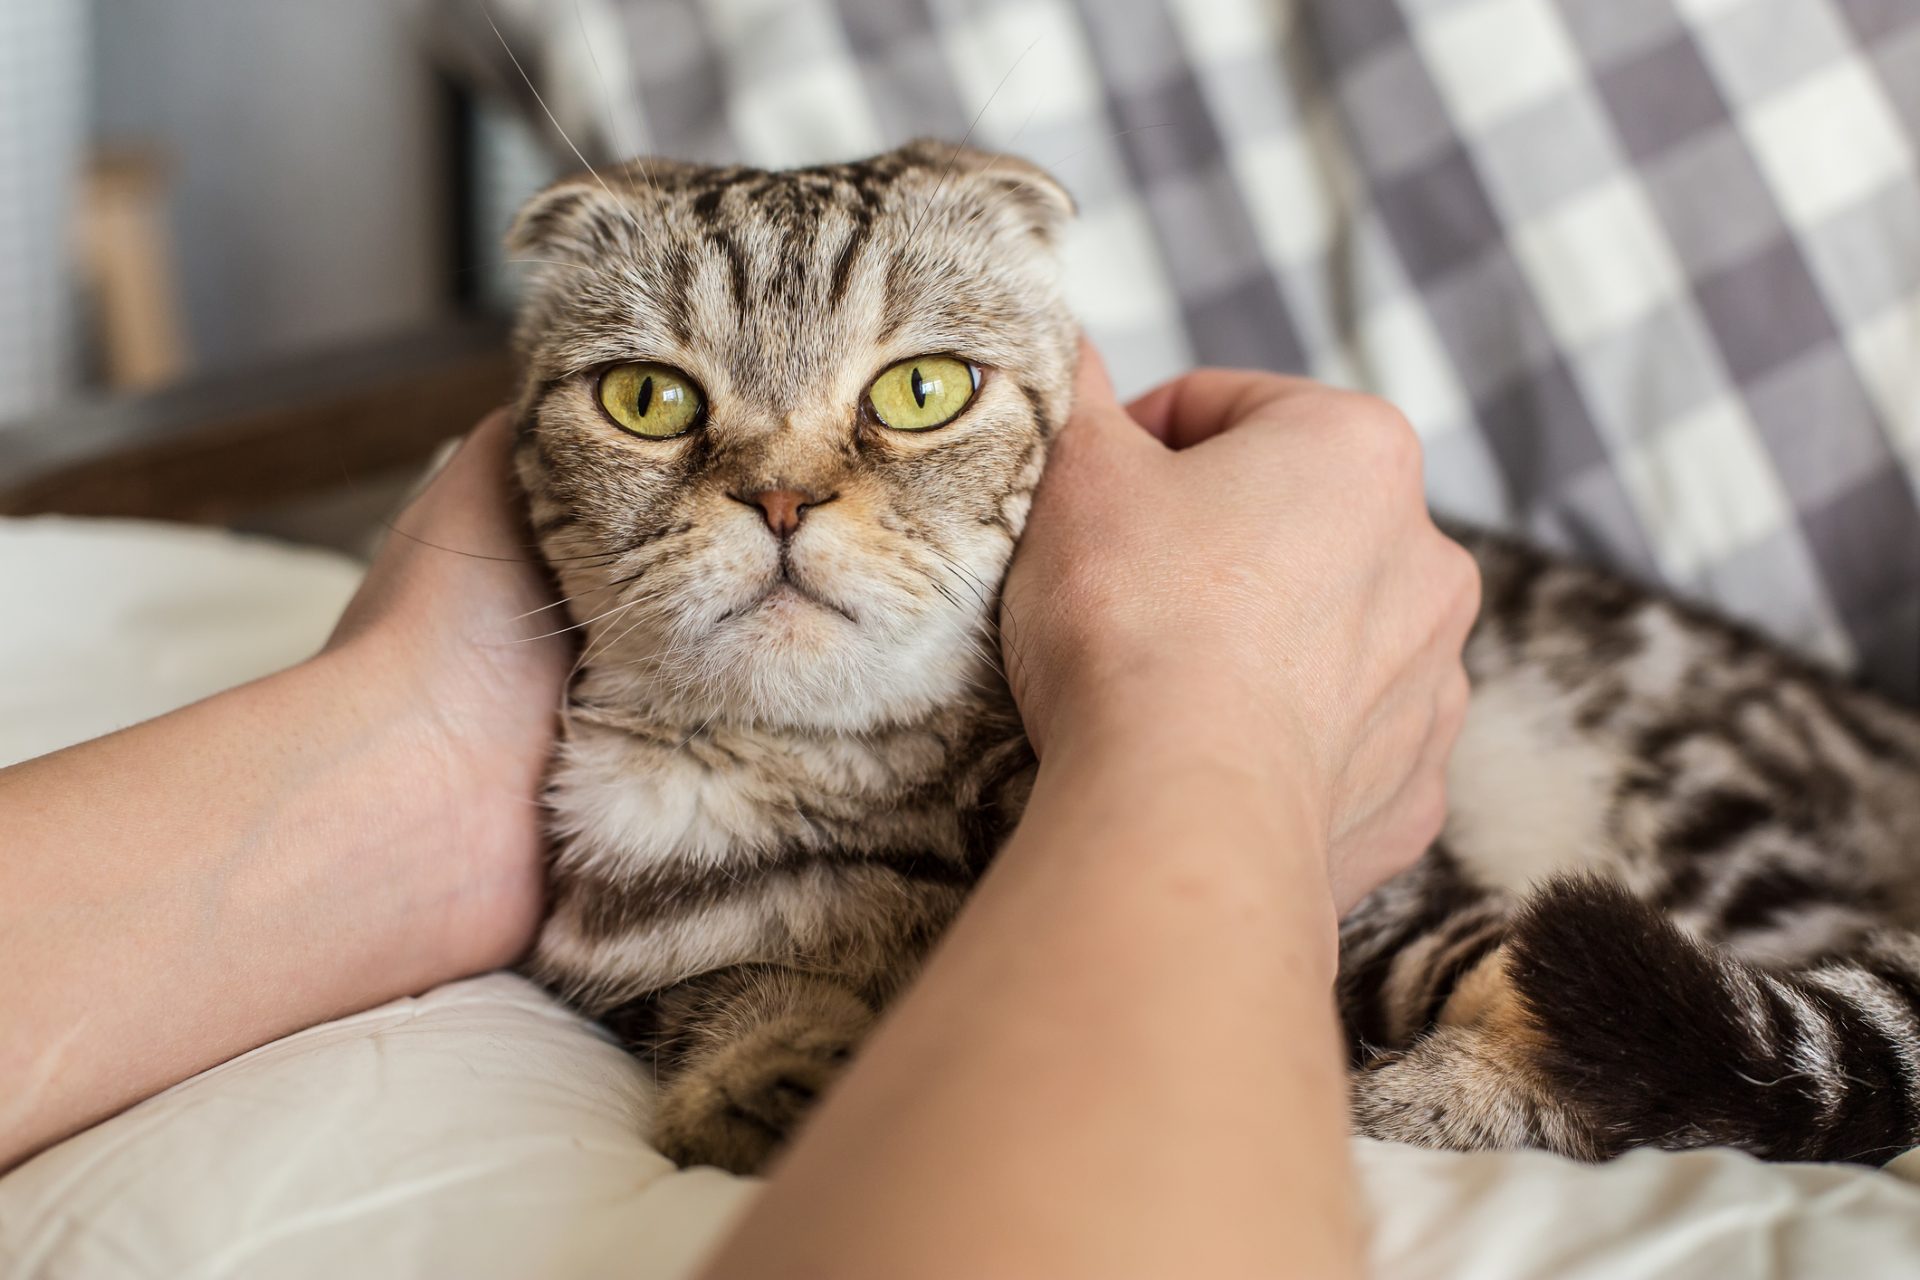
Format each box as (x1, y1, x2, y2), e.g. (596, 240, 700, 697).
(603, 564, 652, 589)
(572, 0, 664, 202)
(479, 0, 655, 256)
(923, 575, 963, 611)
(935, 95, 1043, 222)
(926, 548, 993, 609)
(909, 564, 1007, 680)
(980, 97, 1043, 180)
(674, 708, 722, 752)
(573, 589, 662, 673)
(545, 547, 639, 565)
(509, 592, 595, 622)
(505, 256, 602, 274)
(389, 489, 641, 566)
(996, 596, 1038, 692)
(957, 124, 1177, 236)
(1041, 122, 1180, 173)
(907, 37, 1041, 252)
(534, 533, 662, 565)
(512, 591, 649, 644)
(377, 520, 533, 563)
(958, 636, 1007, 684)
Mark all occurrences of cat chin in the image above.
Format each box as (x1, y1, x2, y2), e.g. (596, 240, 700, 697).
(693, 630, 986, 732)
(608, 604, 988, 733)
(719, 581, 858, 630)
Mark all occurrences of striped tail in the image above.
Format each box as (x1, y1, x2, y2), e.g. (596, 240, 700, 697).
(1503, 877, 1920, 1165)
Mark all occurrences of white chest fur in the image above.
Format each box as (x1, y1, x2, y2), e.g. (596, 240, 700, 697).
(547, 725, 792, 873)
(1443, 667, 1623, 895)
(544, 714, 961, 875)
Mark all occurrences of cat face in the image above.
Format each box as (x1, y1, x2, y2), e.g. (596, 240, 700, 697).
(510, 141, 1077, 730)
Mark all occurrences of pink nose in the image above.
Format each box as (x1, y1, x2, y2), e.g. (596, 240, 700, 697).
(738, 488, 831, 537)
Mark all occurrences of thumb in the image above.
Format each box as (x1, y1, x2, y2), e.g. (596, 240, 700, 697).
(1063, 336, 1160, 453)
(1073, 334, 1120, 410)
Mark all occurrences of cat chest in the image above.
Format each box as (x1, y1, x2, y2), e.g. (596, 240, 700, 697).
(546, 719, 964, 871)
(534, 719, 978, 1006)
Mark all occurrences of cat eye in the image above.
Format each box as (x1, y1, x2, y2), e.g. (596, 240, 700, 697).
(867, 355, 979, 432)
(598, 362, 705, 439)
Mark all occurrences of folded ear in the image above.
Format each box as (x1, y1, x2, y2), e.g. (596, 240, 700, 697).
(899, 138, 1076, 245)
(505, 158, 697, 257)
(506, 176, 623, 257)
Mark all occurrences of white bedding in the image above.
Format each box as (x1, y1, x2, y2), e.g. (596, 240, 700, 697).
(5, 514, 1920, 1279)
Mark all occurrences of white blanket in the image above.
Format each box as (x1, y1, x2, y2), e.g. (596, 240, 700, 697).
(5, 515, 1920, 1279)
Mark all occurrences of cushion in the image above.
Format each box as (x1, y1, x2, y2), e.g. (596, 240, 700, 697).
(440, 0, 1920, 698)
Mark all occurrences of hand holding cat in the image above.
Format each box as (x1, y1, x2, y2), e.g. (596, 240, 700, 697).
(1003, 342, 1479, 912)
(324, 408, 567, 961)
(0, 409, 569, 1169)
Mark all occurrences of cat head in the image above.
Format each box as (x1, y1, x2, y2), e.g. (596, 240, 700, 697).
(509, 140, 1077, 731)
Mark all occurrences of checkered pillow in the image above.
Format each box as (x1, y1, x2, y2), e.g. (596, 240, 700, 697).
(447, 0, 1920, 698)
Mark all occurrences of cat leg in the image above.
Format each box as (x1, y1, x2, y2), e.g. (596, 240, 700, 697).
(620, 964, 877, 1175)
(1341, 851, 1602, 1152)
(1338, 844, 1513, 1060)
(1349, 947, 1602, 1158)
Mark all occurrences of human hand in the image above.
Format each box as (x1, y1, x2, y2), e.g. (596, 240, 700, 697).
(322, 409, 569, 964)
(0, 410, 572, 1169)
(1001, 343, 1479, 913)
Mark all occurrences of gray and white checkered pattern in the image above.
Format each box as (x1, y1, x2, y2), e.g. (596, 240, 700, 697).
(451, 0, 1920, 698)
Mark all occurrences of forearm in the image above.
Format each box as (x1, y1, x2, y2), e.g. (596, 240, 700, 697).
(0, 649, 540, 1170)
(703, 709, 1357, 1279)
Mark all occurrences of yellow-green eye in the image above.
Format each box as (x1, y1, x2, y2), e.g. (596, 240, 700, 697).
(598, 362, 704, 438)
(868, 356, 978, 431)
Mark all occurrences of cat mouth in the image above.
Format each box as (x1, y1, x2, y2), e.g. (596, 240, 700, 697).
(718, 571, 857, 625)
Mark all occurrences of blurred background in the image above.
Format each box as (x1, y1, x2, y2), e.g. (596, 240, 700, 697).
(3, 0, 1918, 695)
(0, 0, 568, 548)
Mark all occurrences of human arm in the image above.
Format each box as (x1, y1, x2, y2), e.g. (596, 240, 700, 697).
(699, 345, 1479, 1278)
(0, 411, 565, 1170)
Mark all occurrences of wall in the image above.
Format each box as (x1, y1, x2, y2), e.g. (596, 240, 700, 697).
(90, 0, 448, 378)
(0, 0, 86, 420)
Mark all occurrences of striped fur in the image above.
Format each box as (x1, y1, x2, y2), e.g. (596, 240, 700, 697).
(1345, 528, 1920, 1165)
(511, 142, 1920, 1172)
(511, 142, 1067, 1172)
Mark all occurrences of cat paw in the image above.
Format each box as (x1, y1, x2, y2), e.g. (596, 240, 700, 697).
(1350, 1049, 1472, 1148)
(651, 1025, 858, 1174)
(1349, 1027, 1587, 1157)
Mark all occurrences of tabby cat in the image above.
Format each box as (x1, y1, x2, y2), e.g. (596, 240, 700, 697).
(512, 139, 1920, 1175)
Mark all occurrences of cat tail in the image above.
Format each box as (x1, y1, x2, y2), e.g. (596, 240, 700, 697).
(1505, 875, 1920, 1165)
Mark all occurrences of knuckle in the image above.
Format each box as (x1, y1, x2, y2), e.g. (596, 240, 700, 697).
(1409, 777, 1449, 848)
(1354, 396, 1420, 464)
(1447, 540, 1484, 611)
(1345, 413, 1424, 507)
(1438, 670, 1472, 735)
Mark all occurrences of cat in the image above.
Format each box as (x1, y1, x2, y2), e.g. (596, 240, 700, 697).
(510, 139, 1920, 1175)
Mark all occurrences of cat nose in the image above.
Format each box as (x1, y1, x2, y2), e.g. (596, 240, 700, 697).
(734, 487, 835, 538)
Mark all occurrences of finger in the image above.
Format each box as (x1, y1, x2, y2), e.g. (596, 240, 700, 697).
(1328, 668, 1464, 911)
(1055, 334, 1163, 459)
(1123, 376, 1181, 438)
(402, 408, 531, 563)
(1123, 366, 1321, 450)
(439, 407, 518, 494)
(1072, 333, 1121, 412)
(1441, 536, 1483, 656)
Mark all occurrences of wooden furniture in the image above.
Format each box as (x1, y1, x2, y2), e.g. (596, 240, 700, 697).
(0, 320, 514, 551)
(75, 149, 192, 392)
